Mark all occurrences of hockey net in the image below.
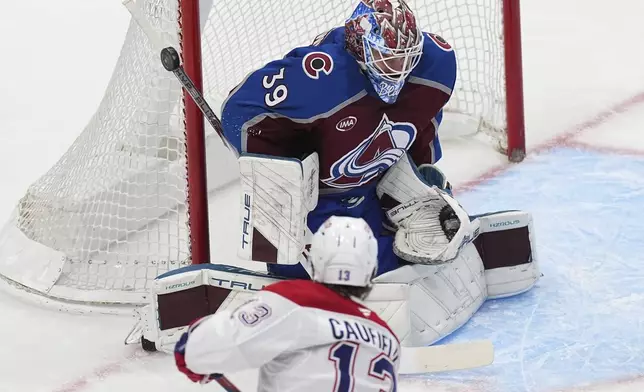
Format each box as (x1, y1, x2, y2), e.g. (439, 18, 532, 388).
(0, 0, 524, 305)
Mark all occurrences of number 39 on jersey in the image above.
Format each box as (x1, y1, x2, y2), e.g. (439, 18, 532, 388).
(262, 67, 288, 107)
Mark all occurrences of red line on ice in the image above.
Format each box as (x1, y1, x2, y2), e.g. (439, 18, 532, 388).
(455, 91, 644, 193)
(550, 375, 644, 392)
(565, 140, 644, 157)
(51, 350, 152, 392)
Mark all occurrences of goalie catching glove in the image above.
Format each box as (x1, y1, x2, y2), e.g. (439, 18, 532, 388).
(377, 153, 479, 264)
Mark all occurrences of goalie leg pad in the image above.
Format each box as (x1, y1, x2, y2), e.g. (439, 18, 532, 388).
(473, 210, 540, 298)
(131, 258, 485, 351)
(238, 152, 319, 264)
(367, 243, 487, 346)
(138, 264, 284, 352)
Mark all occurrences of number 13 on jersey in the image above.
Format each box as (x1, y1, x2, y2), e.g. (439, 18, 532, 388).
(329, 342, 397, 391)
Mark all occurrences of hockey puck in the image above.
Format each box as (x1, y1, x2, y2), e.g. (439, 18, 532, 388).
(160, 47, 181, 72)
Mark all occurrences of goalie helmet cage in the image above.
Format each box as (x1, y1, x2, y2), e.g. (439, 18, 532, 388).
(0, 0, 525, 306)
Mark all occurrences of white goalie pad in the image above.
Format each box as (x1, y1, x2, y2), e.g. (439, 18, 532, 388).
(377, 153, 479, 264)
(368, 242, 487, 346)
(132, 264, 283, 352)
(238, 153, 319, 264)
(476, 210, 540, 298)
(131, 243, 487, 351)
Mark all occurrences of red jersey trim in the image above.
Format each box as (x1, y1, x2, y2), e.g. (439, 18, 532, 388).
(263, 280, 399, 343)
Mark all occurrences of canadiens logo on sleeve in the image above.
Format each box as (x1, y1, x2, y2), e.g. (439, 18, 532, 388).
(302, 51, 334, 79)
(322, 113, 417, 188)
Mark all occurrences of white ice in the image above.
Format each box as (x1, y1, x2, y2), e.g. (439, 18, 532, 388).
(1, 0, 644, 391)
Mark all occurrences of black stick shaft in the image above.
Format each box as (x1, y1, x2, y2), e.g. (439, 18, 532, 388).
(162, 47, 238, 157)
(212, 374, 243, 391)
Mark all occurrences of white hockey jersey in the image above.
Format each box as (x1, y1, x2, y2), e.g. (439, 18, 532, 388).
(184, 280, 400, 391)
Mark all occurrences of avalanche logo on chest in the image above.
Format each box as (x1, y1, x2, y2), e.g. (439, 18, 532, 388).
(322, 113, 417, 188)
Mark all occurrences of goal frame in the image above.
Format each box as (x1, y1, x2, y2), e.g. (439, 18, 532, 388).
(179, 0, 211, 266)
(502, 0, 527, 162)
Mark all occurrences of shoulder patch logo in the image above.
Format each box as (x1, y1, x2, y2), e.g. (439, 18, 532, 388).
(302, 52, 334, 80)
(426, 33, 453, 52)
(336, 116, 358, 132)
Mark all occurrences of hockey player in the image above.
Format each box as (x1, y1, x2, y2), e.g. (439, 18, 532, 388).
(174, 216, 400, 391)
(222, 0, 457, 278)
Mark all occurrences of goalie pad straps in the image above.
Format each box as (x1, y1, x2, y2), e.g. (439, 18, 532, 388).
(377, 154, 479, 264)
(238, 153, 319, 264)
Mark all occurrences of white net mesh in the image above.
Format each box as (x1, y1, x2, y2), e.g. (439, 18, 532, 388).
(201, 0, 507, 146)
(0, 0, 189, 304)
(0, 0, 508, 305)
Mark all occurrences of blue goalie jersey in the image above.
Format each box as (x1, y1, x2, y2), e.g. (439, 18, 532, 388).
(221, 27, 457, 278)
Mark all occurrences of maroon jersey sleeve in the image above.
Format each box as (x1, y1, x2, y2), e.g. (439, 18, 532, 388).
(408, 111, 443, 165)
(243, 116, 316, 158)
(405, 32, 457, 166)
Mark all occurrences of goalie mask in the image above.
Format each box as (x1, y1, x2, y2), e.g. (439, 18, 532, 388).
(345, 0, 424, 103)
(309, 216, 378, 287)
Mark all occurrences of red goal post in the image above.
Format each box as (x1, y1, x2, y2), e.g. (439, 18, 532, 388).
(0, 0, 525, 306)
(178, 0, 210, 268)
(502, 0, 527, 162)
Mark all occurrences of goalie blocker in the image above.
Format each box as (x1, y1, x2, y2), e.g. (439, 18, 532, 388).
(237, 152, 318, 266)
(129, 153, 539, 351)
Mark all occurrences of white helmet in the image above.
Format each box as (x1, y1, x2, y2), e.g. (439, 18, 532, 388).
(309, 216, 378, 287)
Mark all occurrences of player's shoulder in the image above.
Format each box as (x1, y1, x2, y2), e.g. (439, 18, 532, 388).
(263, 280, 397, 337)
(409, 32, 457, 92)
(422, 31, 456, 55)
(224, 30, 365, 119)
(281, 42, 363, 91)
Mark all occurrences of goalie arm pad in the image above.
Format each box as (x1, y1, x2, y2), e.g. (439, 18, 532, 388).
(377, 153, 479, 264)
(238, 152, 319, 264)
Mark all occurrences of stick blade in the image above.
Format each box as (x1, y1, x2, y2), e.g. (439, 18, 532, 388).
(399, 340, 494, 374)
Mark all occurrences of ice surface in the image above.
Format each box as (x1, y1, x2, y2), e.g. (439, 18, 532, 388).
(2, 0, 644, 391)
(426, 148, 644, 391)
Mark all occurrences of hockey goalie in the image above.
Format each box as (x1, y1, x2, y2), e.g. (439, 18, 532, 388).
(134, 0, 540, 352)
